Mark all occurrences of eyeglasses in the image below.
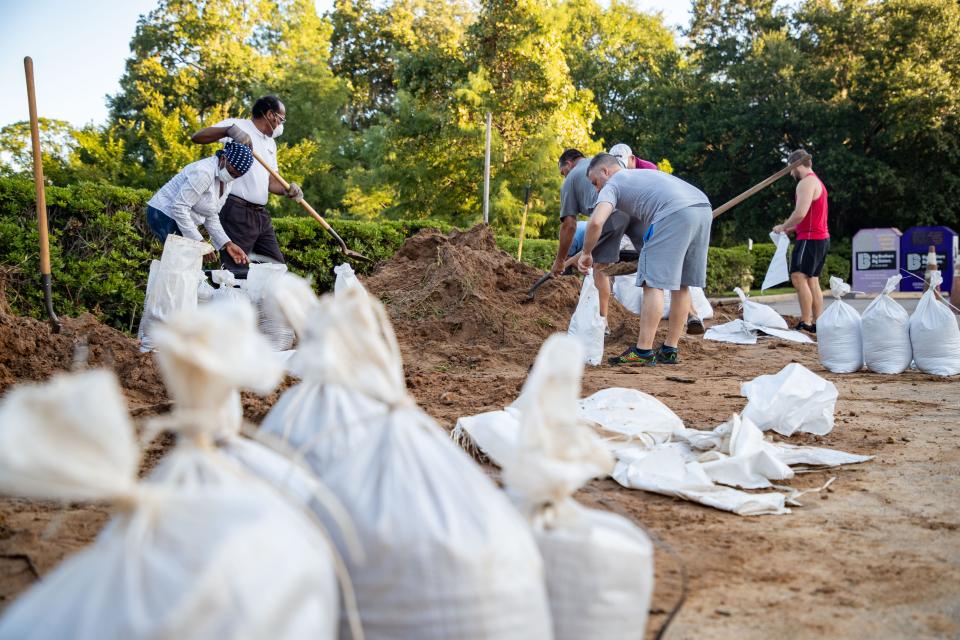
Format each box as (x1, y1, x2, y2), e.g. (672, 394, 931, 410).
(272, 111, 286, 124)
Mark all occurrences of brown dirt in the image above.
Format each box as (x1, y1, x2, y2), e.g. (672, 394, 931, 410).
(1, 229, 958, 638)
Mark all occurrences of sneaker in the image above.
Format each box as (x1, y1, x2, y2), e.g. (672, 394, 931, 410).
(795, 321, 817, 334)
(656, 345, 679, 364)
(607, 346, 657, 366)
(686, 317, 705, 335)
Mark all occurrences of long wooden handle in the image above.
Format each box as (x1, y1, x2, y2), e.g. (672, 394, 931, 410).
(711, 152, 812, 219)
(249, 149, 335, 233)
(24, 57, 51, 275)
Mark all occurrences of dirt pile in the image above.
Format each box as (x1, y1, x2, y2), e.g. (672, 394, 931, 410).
(0, 310, 167, 411)
(364, 224, 630, 364)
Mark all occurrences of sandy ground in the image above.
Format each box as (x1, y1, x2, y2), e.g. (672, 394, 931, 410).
(0, 227, 957, 638)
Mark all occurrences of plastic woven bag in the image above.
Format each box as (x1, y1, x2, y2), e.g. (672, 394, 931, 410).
(816, 277, 863, 373)
(734, 287, 788, 329)
(909, 271, 960, 376)
(504, 334, 653, 640)
(245, 263, 296, 351)
(861, 275, 912, 374)
(568, 271, 605, 365)
(139, 235, 211, 352)
(741, 363, 838, 436)
(0, 369, 338, 640)
(333, 262, 362, 297)
(262, 286, 554, 640)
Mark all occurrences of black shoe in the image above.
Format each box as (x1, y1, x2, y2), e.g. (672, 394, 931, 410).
(795, 321, 817, 334)
(686, 317, 705, 335)
(656, 346, 679, 364)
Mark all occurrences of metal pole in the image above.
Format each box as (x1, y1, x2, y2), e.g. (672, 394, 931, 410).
(24, 56, 60, 332)
(482, 111, 491, 225)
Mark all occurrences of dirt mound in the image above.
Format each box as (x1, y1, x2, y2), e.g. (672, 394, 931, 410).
(0, 311, 167, 410)
(365, 224, 630, 363)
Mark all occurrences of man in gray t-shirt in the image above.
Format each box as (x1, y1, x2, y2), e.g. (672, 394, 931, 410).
(579, 153, 712, 366)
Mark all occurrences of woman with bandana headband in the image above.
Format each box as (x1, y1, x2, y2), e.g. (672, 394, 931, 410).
(145, 141, 253, 265)
(191, 95, 301, 273)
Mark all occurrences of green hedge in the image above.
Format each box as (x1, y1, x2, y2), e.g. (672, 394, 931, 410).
(0, 176, 854, 333)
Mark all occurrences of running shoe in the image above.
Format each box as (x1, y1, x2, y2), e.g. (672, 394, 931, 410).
(656, 345, 679, 364)
(686, 317, 705, 335)
(607, 346, 657, 366)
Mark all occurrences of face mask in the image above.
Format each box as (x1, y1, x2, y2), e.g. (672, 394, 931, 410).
(218, 164, 235, 183)
(271, 122, 284, 139)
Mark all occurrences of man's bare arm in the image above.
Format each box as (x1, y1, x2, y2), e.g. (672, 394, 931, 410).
(776, 176, 818, 232)
(578, 202, 614, 273)
(190, 126, 232, 144)
(552, 216, 578, 275)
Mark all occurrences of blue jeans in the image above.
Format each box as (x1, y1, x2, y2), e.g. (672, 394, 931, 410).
(146, 205, 181, 243)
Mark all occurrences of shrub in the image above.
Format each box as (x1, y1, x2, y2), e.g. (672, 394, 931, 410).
(494, 237, 559, 272)
(706, 246, 755, 294)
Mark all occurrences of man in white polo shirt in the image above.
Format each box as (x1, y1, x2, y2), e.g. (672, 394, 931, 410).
(191, 95, 303, 273)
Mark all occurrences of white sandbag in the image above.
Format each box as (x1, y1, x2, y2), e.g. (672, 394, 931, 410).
(452, 407, 522, 466)
(503, 334, 653, 640)
(568, 271, 606, 365)
(262, 286, 553, 640)
(704, 319, 813, 345)
(690, 286, 715, 320)
(816, 277, 863, 373)
(266, 272, 321, 340)
(761, 231, 790, 291)
(909, 272, 960, 375)
(612, 281, 713, 320)
(734, 287, 788, 329)
(333, 262, 362, 297)
(0, 370, 338, 640)
(245, 263, 296, 351)
(697, 415, 794, 489)
(741, 363, 837, 436)
(861, 274, 912, 374)
(611, 446, 788, 516)
(139, 235, 211, 352)
(578, 387, 684, 444)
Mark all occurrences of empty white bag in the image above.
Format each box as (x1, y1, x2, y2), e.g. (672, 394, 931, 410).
(569, 271, 606, 365)
(761, 232, 790, 291)
(612, 281, 714, 320)
(741, 363, 838, 436)
(0, 369, 338, 640)
(861, 275, 913, 374)
(817, 277, 863, 373)
(734, 287, 788, 329)
(262, 286, 553, 640)
(504, 334, 653, 640)
(909, 271, 960, 376)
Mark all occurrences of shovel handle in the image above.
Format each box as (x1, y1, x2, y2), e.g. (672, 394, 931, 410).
(711, 151, 812, 219)
(249, 149, 341, 238)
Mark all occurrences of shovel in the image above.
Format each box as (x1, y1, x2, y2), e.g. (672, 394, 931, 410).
(24, 57, 60, 332)
(598, 151, 815, 277)
(250, 150, 370, 262)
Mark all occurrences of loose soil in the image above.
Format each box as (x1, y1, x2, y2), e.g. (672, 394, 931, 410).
(0, 226, 957, 639)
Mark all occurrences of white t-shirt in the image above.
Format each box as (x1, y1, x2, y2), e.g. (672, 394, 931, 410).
(147, 156, 232, 249)
(213, 117, 278, 205)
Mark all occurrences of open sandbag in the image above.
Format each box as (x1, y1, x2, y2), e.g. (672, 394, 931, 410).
(0, 369, 338, 640)
(504, 334, 653, 640)
(741, 363, 837, 436)
(568, 271, 605, 365)
(909, 271, 960, 376)
(262, 286, 553, 640)
(817, 277, 863, 373)
(861, 275, 912, 374)
(734, 287, 788, 330)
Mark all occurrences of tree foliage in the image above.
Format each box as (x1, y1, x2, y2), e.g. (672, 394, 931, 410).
(2, 0, 958, 243)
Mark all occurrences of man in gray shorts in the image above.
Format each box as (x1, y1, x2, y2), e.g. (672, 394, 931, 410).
(552, 149, 645, 327)
(578, 153, 712, 365)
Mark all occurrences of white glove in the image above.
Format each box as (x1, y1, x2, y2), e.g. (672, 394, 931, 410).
(286, 182, 304, 202)
(226, 124, 252, 147)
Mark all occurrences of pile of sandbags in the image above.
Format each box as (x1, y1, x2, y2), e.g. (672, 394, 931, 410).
(0, 366, 341, 639)
(503, 334, 654, 640)
(261, 279, 553, 639)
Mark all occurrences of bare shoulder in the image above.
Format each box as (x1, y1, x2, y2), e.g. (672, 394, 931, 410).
(797, 174, 821, 197)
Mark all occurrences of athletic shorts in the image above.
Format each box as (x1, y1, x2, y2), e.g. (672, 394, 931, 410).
(635, 204, 712, 290)
(592, 211, 646, 265)
(790, 238, 830, 277)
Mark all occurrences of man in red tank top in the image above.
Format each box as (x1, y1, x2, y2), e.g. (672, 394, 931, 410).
(773, 149, 829, 333)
